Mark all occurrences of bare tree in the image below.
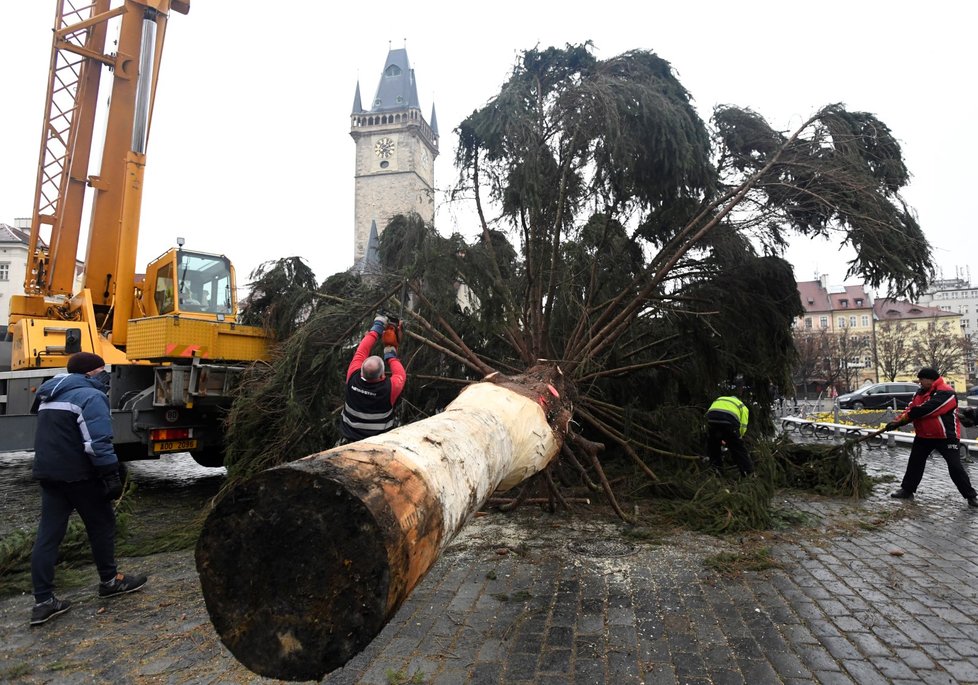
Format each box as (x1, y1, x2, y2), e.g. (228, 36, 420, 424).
(910, 317, 973, 381)
(874, 319, 916, 381)
(793, 328, 830, 397)
(823, 328, 870, 393)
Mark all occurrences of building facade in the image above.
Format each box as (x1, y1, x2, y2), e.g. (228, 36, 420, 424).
(0, 221, 33, 326)
(795, 277, 876, 389)
(917, 273, 977, 384)
(350, 48, 439, 267)
(1, 219, 84, 330)
(874, 298, 967, 390)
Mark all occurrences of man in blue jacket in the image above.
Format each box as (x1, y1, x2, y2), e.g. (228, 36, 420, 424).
(29, 352, 147, 626)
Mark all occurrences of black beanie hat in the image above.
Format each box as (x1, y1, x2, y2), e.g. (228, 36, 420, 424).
(66, 352, 105, 375)
(916, 367, 940, 381)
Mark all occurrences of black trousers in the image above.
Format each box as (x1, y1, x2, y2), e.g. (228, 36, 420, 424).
(900, 438, 977, 498)
(31, 479, 117, 602)
(707, 422, 753, 476)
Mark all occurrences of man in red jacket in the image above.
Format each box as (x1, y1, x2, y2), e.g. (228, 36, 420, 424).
(885, 367, 977, 507)
(339, 313, 407, 442)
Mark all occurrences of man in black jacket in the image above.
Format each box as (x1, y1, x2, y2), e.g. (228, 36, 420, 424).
(29, 352, 147, 626)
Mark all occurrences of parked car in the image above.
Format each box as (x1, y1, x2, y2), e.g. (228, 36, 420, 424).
(837, 382, 919, 410)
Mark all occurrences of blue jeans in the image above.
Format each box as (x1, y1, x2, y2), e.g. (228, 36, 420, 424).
(31, 479, 117, 602)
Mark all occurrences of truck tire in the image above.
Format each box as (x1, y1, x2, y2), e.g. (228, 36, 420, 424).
(191, 446, 226, 468)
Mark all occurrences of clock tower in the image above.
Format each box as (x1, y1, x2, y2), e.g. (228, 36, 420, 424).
(351, 47, 439, 267)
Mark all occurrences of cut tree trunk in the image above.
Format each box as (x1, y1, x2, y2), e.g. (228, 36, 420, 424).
(196, 367, 572, 681)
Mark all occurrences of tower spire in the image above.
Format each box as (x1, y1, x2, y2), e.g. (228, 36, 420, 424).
(352, 81, 363, 114)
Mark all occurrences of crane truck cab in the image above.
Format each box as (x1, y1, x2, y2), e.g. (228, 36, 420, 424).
(145, 248, 236, 318)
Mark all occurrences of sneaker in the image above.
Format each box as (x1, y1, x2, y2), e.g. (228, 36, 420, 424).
(968, 497, 978, 508)
(98, 572, 147, 598)
(30, 597, 71, 626)
(890, 489, 914, 500)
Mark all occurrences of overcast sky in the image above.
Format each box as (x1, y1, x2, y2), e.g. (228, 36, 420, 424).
(1, 1, 975, 295)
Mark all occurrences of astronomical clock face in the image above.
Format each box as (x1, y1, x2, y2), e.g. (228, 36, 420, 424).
(421, 151, 429, 168)
(374, 137, 395, 158)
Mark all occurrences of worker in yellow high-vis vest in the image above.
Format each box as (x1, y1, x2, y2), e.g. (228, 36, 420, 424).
(706, 390, 752, 476)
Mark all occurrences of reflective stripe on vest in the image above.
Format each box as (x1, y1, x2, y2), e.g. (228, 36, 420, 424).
(342, 373, 395, 437)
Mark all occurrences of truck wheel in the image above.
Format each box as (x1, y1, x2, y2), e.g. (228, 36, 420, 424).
(191, 447, 225, 468)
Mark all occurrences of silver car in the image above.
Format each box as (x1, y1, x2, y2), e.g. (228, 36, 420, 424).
(837, 382, 919, 410)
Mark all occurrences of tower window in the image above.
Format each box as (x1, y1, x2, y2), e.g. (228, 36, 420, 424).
(385, 65, 402, 77)
(380, 161, 389, 169)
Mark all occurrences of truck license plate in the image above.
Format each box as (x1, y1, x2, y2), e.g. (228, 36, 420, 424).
(152, 439, 199, 453)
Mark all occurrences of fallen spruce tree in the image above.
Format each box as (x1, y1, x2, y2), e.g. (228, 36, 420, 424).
(196, 44, 933, 680)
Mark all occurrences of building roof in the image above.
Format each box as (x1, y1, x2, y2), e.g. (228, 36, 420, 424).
(369, 48, 421, 113)
(874, 298, 951, 320)
(827, 285, 871, 310)
(0, 223, 32, 245)
(796, 281, 871, 314)
(797, 281, 830, 312)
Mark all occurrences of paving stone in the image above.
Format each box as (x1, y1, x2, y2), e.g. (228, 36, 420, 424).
(916, 669, 958, 685)
(942, 659, 978, 682)
(810, 669, 857, 684)
(818, 635, 863, 661)
(639, 661, 676, 685)
(572, 658, 605, 685)
(794, 643, 842, 672)
(710, 668, 746, 685)
(733, 658, 782, 684)
(848, 630, 892, 657)
(765, 649, 812, 679)
(867, 655, 918, 681)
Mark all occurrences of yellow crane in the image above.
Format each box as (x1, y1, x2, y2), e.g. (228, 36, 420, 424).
(1, 0, 269, 466)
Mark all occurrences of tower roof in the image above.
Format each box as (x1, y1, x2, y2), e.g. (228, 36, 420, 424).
(352, 81, 364, 114)
(430, 104, 439, 137)
(356, 220, 381, 274)
(369, 48, 421, 112)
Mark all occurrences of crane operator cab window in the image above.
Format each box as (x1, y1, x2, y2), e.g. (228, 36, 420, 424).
(176, 252, 233, 315)
(155, 263, 175, 314)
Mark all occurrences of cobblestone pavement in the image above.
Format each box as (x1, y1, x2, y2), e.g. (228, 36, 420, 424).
(2, 444, 978, 684)
(328, 445, 978, 685)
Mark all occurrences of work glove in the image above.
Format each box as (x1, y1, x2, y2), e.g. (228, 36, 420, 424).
(383, 346, 398, 360)
(102, 472, 124, 501)
(883, 421, 902, 432)
(370, 313, 388, 335)
(958, 407, 977, 428)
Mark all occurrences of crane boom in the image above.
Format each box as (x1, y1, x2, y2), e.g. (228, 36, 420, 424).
(25, 0, 115, 297)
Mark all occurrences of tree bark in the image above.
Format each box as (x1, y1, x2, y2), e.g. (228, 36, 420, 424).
(196, 367, 572, 681)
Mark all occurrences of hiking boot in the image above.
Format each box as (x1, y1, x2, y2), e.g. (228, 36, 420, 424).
(98, 572, 147, 598)
(890, 489, 914, 500)
(968, 497, 978, 508)
(30, 597, 71, 626)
